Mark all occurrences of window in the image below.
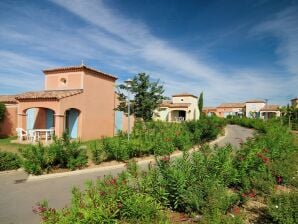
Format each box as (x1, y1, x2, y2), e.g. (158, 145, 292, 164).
(60, 78, 67, 85)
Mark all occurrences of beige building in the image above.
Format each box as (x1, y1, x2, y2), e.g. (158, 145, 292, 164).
(154, 93, 200, 122)
(291, 97, 298, 108)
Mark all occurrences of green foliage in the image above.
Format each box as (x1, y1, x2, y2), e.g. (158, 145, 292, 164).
(88, 117, 226, 162)
(116, 73, 165, 121)
(198, 91, 203, 114)
(90, 141, 107, 165)
(0, 151, 21, 171)
(0, 102, 6, 121)
(35, 118, 298, 223)
(35, 175, 168, 223)
(268, 192, 298, 224)
(20, 133, 87, 175)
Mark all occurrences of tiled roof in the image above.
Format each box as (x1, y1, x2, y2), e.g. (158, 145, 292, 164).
(291, 97, 298, 101)
(160, 102, 191, 108)
(172, 93, 198, 98)
(203, 107, 217, 111)
(43, 65, 117, 81)
(217, 103, 245, 108)
(0, 95, 18, 103)
(260, 104, 280, 111)
(16, 89, 83, 101)
(245, 99, 266, 103)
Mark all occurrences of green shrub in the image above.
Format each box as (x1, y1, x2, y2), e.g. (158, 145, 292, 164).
(268, 192, 298, 224)
(0, 151, 21, 171)
(20, 133, 87, 175)
(90, 141, 107, 165)
(34, 175, 168, 223)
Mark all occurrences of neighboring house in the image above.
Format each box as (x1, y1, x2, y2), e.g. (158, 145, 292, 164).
(202, 107, 217, 116)
(203, 99, 280, 119)
(154, 93, 200, 122)
(216, 103, 245, 118)
(0, 65, 133, 140)
(259, 105, 281, 119)
(291, 97, 298, 108)
(0, 95, 18, 137)
(245, 99, 266, 118)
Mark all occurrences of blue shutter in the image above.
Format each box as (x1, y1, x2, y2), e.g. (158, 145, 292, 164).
(46, 109, 54, 129)
(69, 109, 79, 138)
(115, 111, 123, 133)
(26, 108, 35, 130)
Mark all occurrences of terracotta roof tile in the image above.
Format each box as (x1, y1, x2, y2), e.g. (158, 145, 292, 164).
(43, 65, 117, 81)
(172, 93, 198, 98)
(16, 89, 83, 101)
(245, 99, 266, 103)
(260, 104, 280, 111)
(160, 102, 191, 108)
(217, 103, 245, 108)
(0, 95, 18, 103)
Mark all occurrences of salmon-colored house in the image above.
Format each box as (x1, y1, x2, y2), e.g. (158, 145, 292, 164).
(0, 65, 132, 140)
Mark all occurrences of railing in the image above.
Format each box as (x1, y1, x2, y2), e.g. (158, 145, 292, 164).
(174, 116, 185, 122)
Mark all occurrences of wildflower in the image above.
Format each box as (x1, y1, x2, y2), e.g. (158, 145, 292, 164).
(99, 191, 106, 196)
(276, 176, 283, 184)
(117, 203, 123, 209)
(275, 205, 279, 208)
(233, 206, 240, 215)
(160, 156, 170, 162)
(249, 190, 256, 198)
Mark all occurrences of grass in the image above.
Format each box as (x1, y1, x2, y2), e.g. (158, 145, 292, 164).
(0, 136, 22, 154)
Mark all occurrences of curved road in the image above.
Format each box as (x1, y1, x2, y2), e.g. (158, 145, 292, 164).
(0, 125, 254, 224)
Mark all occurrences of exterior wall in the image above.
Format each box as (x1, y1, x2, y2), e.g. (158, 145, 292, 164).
(34, 108, 46, 129)
(291, 99, 298, 108)
(76, 73, 116, 140)
(0, 104, 18, 137)
(45, 72, 84, 90)
(245, 102, 266, 118)
(172, 96, 200, 120)
(260, 111, 281, 119)
(216, 107, 244, 118)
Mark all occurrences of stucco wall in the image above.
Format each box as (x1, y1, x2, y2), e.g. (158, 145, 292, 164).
(45, 72, 83, 90)
(0, 104, 18, 137)
(245, 102, 265, 117)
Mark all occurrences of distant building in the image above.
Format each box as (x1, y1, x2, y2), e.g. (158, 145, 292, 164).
(291, 97, 298, 108)
(154, 93, 200, 122)
(216, 103, 245, 118)
(203, 99, 280, 119)
(245, 99, 266, 118)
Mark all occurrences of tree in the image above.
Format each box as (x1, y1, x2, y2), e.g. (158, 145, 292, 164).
(116, 73, 165, 121)
(0, 103, 6, 122)
(198, 92, 203, 114)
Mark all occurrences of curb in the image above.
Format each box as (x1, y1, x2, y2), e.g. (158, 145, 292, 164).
(26, 127, 228, 182)
(0, 168, 25, 175)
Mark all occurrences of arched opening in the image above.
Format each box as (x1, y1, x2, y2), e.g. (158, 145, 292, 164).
(24, 107, 55, 130)
(65, 108, 80, 139)
(171, 110, 186, 122)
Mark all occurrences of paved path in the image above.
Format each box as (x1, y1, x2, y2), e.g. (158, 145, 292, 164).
(0, 125, 254, 224)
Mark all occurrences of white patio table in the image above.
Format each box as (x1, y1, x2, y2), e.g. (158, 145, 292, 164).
(32, 129, 54, 143)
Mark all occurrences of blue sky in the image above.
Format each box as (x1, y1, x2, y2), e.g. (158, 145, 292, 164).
(0, 0, 297, 106)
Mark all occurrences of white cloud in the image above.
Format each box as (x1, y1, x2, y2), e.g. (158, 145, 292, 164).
(252, 7, 298, 75)
(0, 0, 296, 105)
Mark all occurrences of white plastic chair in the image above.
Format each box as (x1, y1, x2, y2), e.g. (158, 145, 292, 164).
(16, 128, 27, 142)
(27, 130, 39, 142)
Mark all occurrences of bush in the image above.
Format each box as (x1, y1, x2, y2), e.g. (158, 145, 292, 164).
(20, 133, 87, 175)
(34, 175, 168, 223)
(90, 141, 107, 165)
(268, 192, 298, 224)
(0, 151, 21, 171)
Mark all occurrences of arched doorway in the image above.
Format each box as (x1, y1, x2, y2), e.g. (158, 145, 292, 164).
(65, 108, 80, 139)
(25, 108, 55, 130)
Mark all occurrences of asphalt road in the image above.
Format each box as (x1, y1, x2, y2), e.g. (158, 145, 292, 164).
(0, 125, 254, 224)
